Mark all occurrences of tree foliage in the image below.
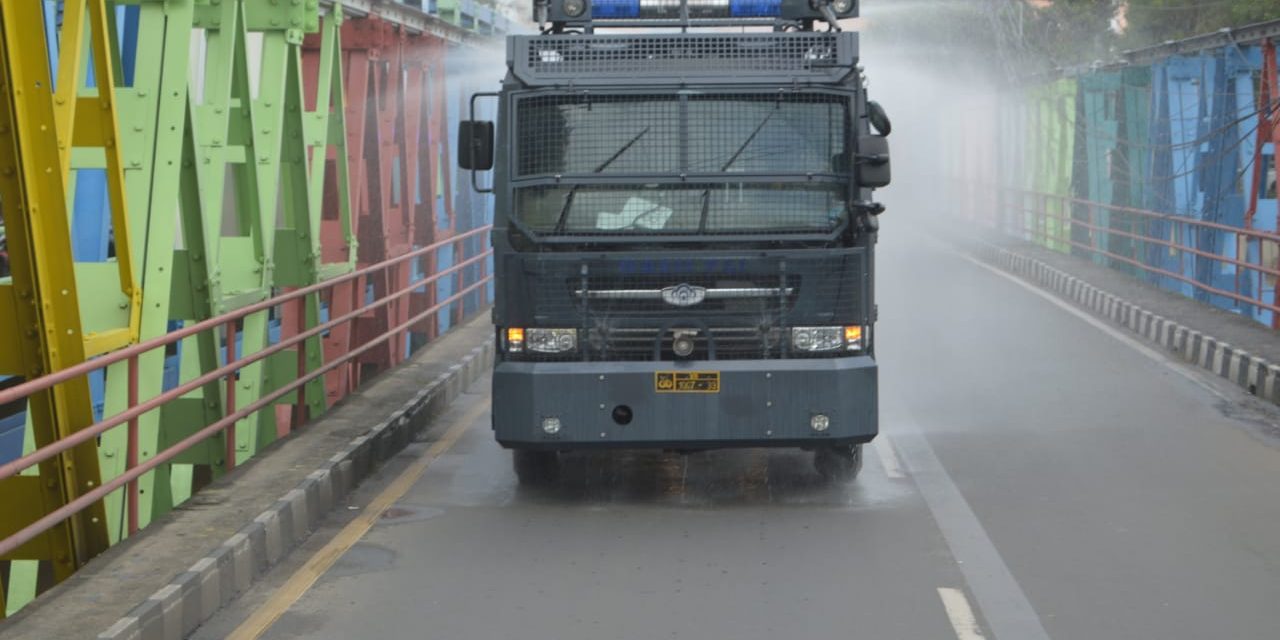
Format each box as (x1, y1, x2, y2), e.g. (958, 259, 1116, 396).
(1120, 0, 1280, 48)
(863, 0, 1280, 81)
(1019, 0, 1280, 67)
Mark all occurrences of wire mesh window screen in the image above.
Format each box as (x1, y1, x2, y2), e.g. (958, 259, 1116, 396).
(687, 95, 845, 174)
(516, 93, 848, 178)
(521, 34, 845, 78)
(516, 183, 846, 234)
(516, 95, 682, 176)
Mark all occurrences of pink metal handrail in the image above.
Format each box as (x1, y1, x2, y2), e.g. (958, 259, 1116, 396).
(1001, 191, 1280, 317)
(0, 225, 493, 546)
(0, 247, 493, 483)
(0, 276, 493, 558)
(1004, 188, 1280, 243)
(0, 225, 491, 408)
(1039, 202, 1280, 280)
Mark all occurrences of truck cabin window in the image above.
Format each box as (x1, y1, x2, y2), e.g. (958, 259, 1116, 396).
(513, 93, 850, 234)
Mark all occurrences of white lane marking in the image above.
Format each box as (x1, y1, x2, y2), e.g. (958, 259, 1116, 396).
(938, 587, 987, 640)
(873, 436, 905, 479)
(895, 425, 1052, 640)
(934, 241, 1232, 403)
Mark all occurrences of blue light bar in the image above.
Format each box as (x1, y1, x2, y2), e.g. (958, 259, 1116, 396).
(594, 0, 641, 18)
(729, 0, 781, 17)
(577, 0, 797, 20)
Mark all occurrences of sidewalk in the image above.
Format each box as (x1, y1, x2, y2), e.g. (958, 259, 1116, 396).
(952, 230, 1280, 406)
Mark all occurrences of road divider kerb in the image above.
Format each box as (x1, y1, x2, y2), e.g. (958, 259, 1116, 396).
(96, 340, 496, 640)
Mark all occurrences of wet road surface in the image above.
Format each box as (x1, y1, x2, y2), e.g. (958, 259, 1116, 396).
(196, 225, 1280, 640)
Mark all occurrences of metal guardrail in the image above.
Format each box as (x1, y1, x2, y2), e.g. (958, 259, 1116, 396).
(998, 189, 1280, 323)
(324, 0, 504, 43)
(0, 226, 493, 558)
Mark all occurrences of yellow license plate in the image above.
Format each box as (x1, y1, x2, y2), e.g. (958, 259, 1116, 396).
(655, 371, 720, 393)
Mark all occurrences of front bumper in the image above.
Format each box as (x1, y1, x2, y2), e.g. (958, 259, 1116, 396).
(492, 356, 877, 450)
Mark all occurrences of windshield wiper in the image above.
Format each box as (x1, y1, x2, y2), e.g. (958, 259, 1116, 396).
(699, 110, 776, 232)
(554, 126, 651, 233)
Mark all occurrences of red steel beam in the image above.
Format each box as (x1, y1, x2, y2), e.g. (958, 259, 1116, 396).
(301, 15, 458, 408)
(307, 17, 460, 400)
(1244, 40, 1280, 328)
(350, 17, 406, 376)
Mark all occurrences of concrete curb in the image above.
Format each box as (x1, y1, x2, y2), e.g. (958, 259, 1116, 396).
(971, 243, 1280, 407)
(97, 340, 496, 640)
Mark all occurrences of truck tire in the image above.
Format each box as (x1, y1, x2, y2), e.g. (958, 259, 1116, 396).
(513, 449, 559, 485)
(814, 444, 862, 482)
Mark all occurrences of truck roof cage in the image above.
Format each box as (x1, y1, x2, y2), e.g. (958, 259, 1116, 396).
(533, 0, 858, 32)
(511, 31, 858, 86)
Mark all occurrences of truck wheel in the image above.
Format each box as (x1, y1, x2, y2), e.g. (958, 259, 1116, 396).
(513, 450, 559, 485)
(814, 444, 863, 482)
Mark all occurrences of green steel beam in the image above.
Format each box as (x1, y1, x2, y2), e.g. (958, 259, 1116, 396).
(99, 0, 206, 537)
(98, 0, 353, 534)
(1028, 79, 1076, 253)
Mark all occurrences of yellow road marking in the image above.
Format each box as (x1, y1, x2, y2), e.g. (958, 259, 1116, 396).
(228, 397, 490, 640)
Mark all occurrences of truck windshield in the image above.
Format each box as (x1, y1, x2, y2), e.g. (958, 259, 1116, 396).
(512, 92, 850, 234)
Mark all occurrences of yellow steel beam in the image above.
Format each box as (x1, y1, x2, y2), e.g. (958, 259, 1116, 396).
(49, 1, 142, 352)
(71, 96, 106, 147)
(53, 0, 87, 179)
(0, 477, 66, 562)
(83, 0, 142, 347)
(82, 327, 133, 357)
(0, 1, 110, 604)
(0, 285, 21, 373)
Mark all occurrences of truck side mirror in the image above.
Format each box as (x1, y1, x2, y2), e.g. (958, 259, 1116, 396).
(855, 135, 890, 189)
(458, 120, 495, 171)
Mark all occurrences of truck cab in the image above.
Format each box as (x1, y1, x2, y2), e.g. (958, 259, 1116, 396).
(460, 0, 891, 484)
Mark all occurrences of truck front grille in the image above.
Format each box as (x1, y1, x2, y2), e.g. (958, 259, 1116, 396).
(503, 248, 869, 362)
(591, 326, 783, 361)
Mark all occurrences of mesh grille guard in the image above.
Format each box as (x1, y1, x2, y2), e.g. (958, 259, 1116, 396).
(511, 32, 858, 86)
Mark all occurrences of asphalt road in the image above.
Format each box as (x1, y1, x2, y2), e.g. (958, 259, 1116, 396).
(195, 224, 1280, 640)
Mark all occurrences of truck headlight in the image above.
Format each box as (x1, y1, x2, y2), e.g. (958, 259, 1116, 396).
(527, 328, 578, 354)
(562, 0, 587, 17)
(791, 326, 867, 352)
(792, 327, 843, 352)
